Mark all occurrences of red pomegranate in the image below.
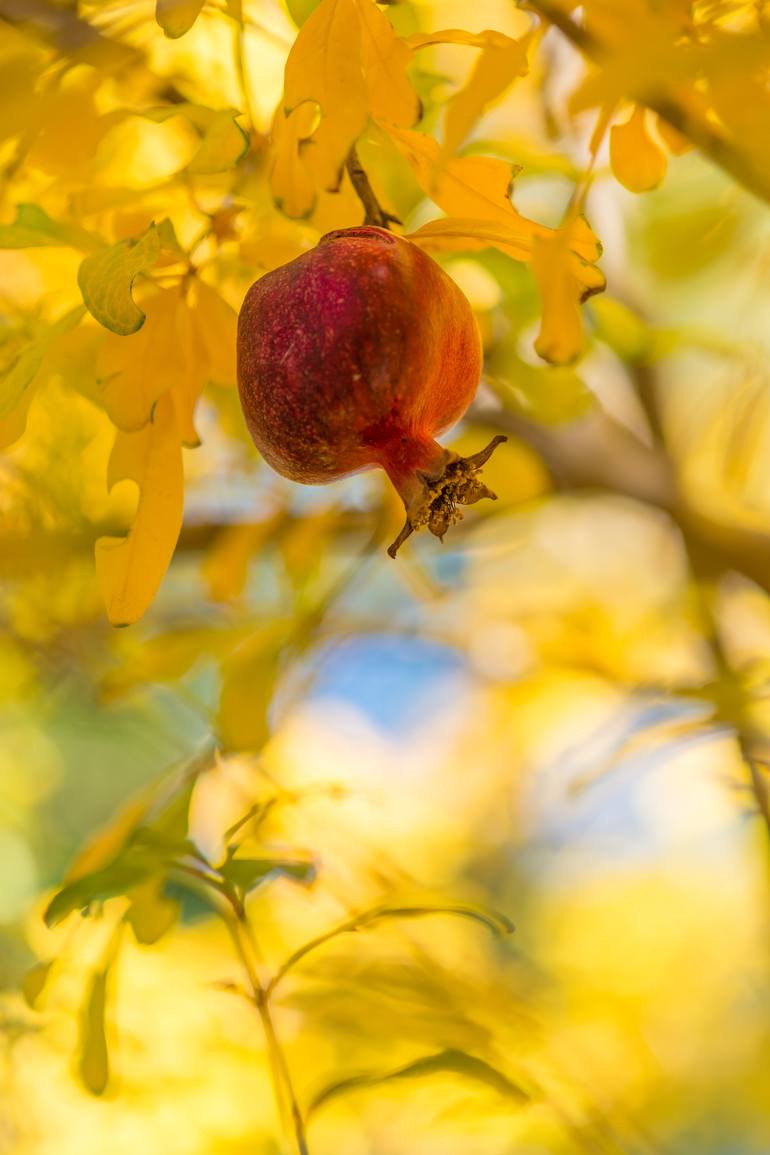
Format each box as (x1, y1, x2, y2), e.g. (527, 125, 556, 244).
(237, 225, 505, 556)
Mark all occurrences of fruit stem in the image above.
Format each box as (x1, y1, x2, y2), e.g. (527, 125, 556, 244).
(346, 146, 401, 231)
(387, 435, 508, 558)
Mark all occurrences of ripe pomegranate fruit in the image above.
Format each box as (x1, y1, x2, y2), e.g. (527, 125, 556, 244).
(237, 225, 505, 556)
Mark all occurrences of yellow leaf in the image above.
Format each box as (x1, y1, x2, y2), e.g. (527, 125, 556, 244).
(95, 393, 184, 626)
(0, 306, 85, 422)
(155, 0, 205, 38)
(196, 282, 238, 387)
(270, 102, 320, 219)
(218, 628, 285, 752)
(354, 0, 420, 128)
(284, 0, 368, 192)
(126, 880, 180, 945)
(169, 290, 207, 448)
(610, 105, 667, 193)
(186, 110, 249, 175)
(443, 35, 529, 157)
(79, 969, 110, 1096)
(78, 224, 162, 335)
(22, 961, 54, 1010)
(96, 290, 180, 431)
(202, 517, 281, 603)
(386, 127, 523, 223)
(408, 215, 603, 298)
(405, 29, 516, 50)
(531, 223, 605, 366)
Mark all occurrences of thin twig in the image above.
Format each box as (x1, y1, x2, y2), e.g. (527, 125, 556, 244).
(345, 146, 401, 230)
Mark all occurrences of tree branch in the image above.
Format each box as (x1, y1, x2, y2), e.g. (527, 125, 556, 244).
(526, 0, 770, 206)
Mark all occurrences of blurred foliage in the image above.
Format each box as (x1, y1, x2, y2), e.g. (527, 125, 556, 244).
(2, 0, 770, 1153)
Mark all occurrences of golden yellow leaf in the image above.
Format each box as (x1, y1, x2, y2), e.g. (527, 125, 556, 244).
(155, 0, 205, 38)
(354, 0, 420, 128)
(531, 223, 606, 365)
(270, 102, 321, 219)
(169, 290, 207, 448)
(386, 126, 523, 223)
(610, 105, 667, 193)
(95, 392, 184, 626)
(405, 29, 515, 50)
(443, 34, 529, 157)
(283, 0, 368, 192)
(79, 968, 110, 1096)
(195, 281, 238, 387)
(96, 289, 180, 431)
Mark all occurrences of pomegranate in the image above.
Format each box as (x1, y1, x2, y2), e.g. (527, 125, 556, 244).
(237, 226, 505, 556)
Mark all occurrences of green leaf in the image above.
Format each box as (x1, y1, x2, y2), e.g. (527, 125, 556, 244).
(79, 969, 110, 1096)
(77, 224, 162, 335)
(0, 306, 85, 421)
(44, 846, 161, 927)
(308, 1049, 530, 1117)
(155, 0, 206, 38)
(0, 204, 102, 250)
(220, 855, 316, 896)
(22, 961, 54, 1009)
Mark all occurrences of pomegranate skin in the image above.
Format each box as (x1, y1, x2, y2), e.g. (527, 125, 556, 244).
(237, 227, 481, 482)
(237, 226, 504, 554)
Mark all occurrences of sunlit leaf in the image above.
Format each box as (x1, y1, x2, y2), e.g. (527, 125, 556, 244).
(443, 34, 528, 157)
(22, 961, 54, 1009)
(355, 0, 420, 128)
(96, 289, 182, 431)
(218, 628, 286, 751)
(283, 0, 368, 192)
(126, 880, 180, 945)
(155, 0, 206, 38)
(406, 28, 518, 50)
(78, 225, 162, 335)
(308, 1049, 530, 1116)
(220, 854, 317, 896)
(79, 968, 110, 1096)
(0, 306, 85, 421)
(270, 102, 320, 218)
(95, 392, 184, 626)
(186, 111, 249, 175)
(610, 105, 667, 193)
(0, 203, 101, 250)
(386, 127, 523, 223)
(531, 222, 606, 365)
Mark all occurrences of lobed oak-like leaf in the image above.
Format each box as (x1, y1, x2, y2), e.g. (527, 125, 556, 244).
(283, 0, 368, 193)
(95, 392, 184, 626)
(78, 225, 163, 336)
